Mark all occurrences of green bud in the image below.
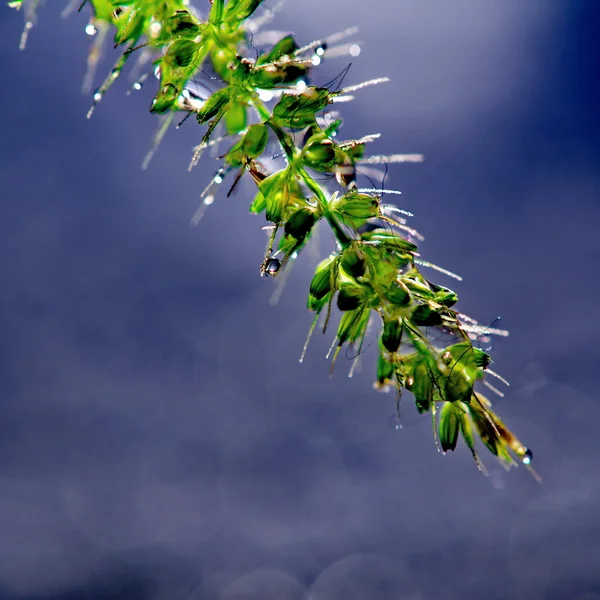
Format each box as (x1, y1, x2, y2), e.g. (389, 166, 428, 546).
(406, 360, 433, 406)
(224, 100, 247, 135)
(383, 281, 411, 307)
(284, 207, 317, 240)
(337, 284, 364, 311)
(258, 35, 298, 65)
(166, 39, 199, 68)
(376, 347, 395, 388)
(225, 0, 265, 22)
(309, 255, 337, 301)
(302, 136, 337, 171)
(337, 307, 369, 345)
(272, 87, 331, 128)
(410, 304, 443, 327)
(196, 87, 230, 124)
(227, 123, 269, 167)
(251, 63, 308, 90)
(151, 83, 179, 114)
(164, 10, 201, 39)
(382, 318, 403, 353)
(340, 247, 366, 279)
(439, 402, 460, 452)
(333, 192, 379, 221)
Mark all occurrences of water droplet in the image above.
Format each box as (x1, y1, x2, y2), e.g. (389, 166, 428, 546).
(349, 44, 361, 57)
(388, 411, 403, 431)
(213, 168, 225, 184)
(85, 23, 97, 36)
(311, 55, 322, 66)
(315, 44, 326, 56)
(296, 80, 307, 92)
(149, 22, 161, 36)
(522, 447, 533, 465)
(93, 91, 102, 102)
(132, 81, 142, 91)
(264, 258, 281, 276)
(257, 89, 273, 102)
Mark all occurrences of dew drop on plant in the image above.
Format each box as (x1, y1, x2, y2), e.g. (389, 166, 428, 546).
(315, 44, 326, 57)
(388, 411, 403, 431)
(349, 44, 361, 57)
(522, 447, 533, 465)
(85, 23, 97, 36)
(264, 258, 281, 276)
(213, 168, 225, 184)
(133, 81, 142, 91)
(93, 90, 101, 102)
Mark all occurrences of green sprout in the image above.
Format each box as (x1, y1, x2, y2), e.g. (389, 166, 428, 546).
(10, 0, 540, 480)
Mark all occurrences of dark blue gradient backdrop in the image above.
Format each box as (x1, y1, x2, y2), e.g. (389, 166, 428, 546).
(0, 2, 599, 599)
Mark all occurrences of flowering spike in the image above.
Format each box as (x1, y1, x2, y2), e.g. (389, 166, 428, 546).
(10, 0, 538, 480)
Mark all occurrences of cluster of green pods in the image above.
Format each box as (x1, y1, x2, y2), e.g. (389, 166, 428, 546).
(10, 0, 537, 479)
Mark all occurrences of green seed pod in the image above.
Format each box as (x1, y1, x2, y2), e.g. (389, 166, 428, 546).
(406, 360, 433, 406)
(439, 402, 461, 452)
(256, 167, 303, 224)
(334, 192, 379, 221)
(224, 100, 247, 135)
(167, 39, 199, 68)
(258, 35, 298, 65)
(225, 0, 265, 23)
(309, 256, 337, 301)
(284, 207, 317, 240)
(376, 348, 395, 388)
(340, 247, 366, 279)
(209, 0, 225, 24)
(382, 318, 403, 353)
(251, 63, 309, 90)
(272, 87, 331, 128)
(410, 304, 443, 327)
(151, 83, 179, 114)
(164, 10, 201, 39)
(227, 123, 269, 167)
(429, 282, 458, 307)
(302, 136, 337, 171)
(337, 285, 363, 311)
(337, 307, 369, 345)
(384, 281, 411, 307)
(196, 87, 231, 124)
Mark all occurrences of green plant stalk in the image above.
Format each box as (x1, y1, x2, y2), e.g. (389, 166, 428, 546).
(10, 0, 539, 480)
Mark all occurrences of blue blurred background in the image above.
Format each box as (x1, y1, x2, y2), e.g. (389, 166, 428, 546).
(0, 1, 599, 598)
